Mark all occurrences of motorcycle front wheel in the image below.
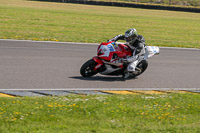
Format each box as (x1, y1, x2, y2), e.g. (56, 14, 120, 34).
(135, 60, 148, 76)
(80, 59, 99, 77)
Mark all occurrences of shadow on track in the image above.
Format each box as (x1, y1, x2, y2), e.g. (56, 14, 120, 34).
(70, 76, 137, 82)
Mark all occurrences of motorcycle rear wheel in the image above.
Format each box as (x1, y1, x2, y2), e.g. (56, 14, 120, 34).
(80, 59, 98, 77)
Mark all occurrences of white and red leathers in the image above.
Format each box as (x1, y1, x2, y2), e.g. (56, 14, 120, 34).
(108, 34, 146, 76)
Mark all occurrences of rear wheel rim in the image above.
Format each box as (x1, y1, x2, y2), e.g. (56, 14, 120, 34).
(84, 65, 95, 76)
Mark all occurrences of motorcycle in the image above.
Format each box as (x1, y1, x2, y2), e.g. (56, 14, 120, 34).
(80, 41, 159, 78)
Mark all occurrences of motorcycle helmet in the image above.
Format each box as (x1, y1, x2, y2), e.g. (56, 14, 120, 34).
(125, 28, 138, 45)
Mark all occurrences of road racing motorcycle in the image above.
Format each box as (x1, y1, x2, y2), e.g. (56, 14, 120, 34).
(80, 41, 159, 78)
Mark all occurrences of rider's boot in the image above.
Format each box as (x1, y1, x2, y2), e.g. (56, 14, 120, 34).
(122, 70, 134, 79)
(122, 60, 138, 79)
(122, 72, 130, 79)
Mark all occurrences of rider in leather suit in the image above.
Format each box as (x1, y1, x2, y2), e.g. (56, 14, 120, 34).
(108, 28, 146, 78)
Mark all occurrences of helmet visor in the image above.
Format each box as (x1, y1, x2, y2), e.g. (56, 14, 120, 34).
(125, 34, 137, 43)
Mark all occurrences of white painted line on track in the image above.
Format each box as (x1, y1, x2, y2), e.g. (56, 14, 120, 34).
(159, 46, 200, 51)
(0, 39, 99, 46)
(0, 88, 199, 91)
(0, 39, 199, 50)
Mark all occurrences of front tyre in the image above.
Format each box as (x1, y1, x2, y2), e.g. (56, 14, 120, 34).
(135, 60, 148, 76)
(80, 59, 98, 77)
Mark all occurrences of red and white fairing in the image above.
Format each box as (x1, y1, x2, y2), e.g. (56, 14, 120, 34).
(92, 41, 132, 71)
(80, 40, 159, 77)
(97, 41, 132, 61)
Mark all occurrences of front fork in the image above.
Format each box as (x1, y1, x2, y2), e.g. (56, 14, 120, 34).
(92, 56, 104, 71)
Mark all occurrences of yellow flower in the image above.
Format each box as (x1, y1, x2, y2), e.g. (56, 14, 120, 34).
(11, 117, 17, 121)
(48, 105, 53, 107)
(14, 112, 21, 115)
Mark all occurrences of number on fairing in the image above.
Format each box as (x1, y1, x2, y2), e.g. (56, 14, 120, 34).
(108, 44, 115, 52)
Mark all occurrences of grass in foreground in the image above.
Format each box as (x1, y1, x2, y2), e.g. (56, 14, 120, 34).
(0, 94, 200, 132)
(0, 0, 200, 48)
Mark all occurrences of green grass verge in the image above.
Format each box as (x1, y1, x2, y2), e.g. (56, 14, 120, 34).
(0, 0, 200, 48)
(0, 94, 200, 132)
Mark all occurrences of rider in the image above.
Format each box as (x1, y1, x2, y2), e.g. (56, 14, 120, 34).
(108, 28, 146, 78)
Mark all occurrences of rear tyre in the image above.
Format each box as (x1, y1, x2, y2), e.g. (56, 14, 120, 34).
(135, 60, 148, 76)
(80, 59, 98, 77)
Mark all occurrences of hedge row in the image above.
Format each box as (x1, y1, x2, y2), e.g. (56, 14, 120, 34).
(37, 0, 200, 13)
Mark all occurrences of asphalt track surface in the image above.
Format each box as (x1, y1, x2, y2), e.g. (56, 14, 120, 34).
(0, 40, 200, 89)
